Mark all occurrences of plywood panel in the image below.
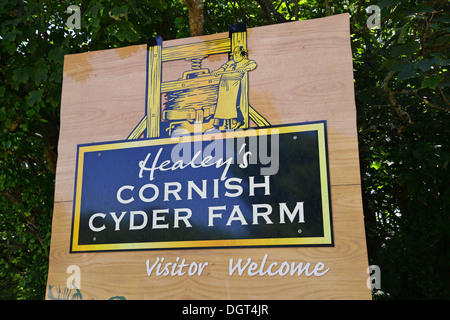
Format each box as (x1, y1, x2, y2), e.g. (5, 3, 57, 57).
(47, 14, 371, 300)
(47, 184, 368, 299)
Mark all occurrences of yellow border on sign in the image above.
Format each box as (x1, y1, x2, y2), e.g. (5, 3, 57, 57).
(71, 122, 332, 252)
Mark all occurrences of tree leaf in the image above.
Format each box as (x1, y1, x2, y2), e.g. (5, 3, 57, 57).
(416, 59, 433, 72)
(20, 122, 28, 132)
(116, 30, 126, 42)
(26, 90, 43, 106)
(12, 68, 29, 83)
(125, 30, 139, 42)
(88, 2, 104, 17)
(385, 41, 421, 58)
(393, 62, 416, 80)
(436, 81, 450, 88)
(421, 76, 443, 89)
(402, 4, 435, 16)
(34, 59, 49, 85)
(48, 47, 64, 63)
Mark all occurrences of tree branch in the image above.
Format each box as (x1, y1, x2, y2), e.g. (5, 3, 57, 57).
(255, 0, 286, 23)
(397, 88, 450, 113)
(415, 93, 450, 113)
(43, 144, 57, 175)
(1, 190, 20, 205)
(382, 71, 413, 126)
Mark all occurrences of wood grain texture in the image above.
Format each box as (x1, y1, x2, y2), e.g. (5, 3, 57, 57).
(146, 40, 162, 138)
(47, 14, 371, 300)
(162, 38, 231, 62)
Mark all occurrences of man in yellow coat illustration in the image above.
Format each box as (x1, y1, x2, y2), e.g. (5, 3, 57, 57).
(212, 46, 257, 130)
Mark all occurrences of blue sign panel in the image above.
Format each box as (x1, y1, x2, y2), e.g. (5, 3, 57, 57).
(71, 121, 333, 252)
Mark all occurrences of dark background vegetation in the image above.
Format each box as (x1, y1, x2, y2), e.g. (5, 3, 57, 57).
(1, 0, 449, 299)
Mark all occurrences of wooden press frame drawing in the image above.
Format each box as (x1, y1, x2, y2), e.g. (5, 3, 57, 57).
(127, 23, 270, 140)
(47, 15, 371, 299)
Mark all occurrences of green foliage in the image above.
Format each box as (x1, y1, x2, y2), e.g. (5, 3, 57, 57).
(352, 0, 450, 299)
(1, 0, 449, 299)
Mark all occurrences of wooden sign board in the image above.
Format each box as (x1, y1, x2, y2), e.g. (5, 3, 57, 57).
(46, 13, 371, 300)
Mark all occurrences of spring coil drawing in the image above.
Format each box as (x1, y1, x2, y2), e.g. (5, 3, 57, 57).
(187, 56, 207, 70)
